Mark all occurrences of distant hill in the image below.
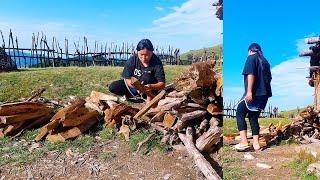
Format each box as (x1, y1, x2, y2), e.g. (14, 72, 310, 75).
(180, 45, 222, 61)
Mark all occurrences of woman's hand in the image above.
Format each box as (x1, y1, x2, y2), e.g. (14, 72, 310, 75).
(245, 92, 253, 103)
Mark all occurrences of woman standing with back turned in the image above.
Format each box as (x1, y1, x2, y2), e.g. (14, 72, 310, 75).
(234, 43, 272, 151)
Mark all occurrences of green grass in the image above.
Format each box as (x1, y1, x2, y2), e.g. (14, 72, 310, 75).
(98, 151, 116, 161)
(180, 45, 222, 61)
(44, 135, 96, 154)
(128, 129, 170, 154)
(221, 145, 255, 180)
(223, 118, 293, 135)
(285, 150, 319, 180)
(0, 65, 188, 102)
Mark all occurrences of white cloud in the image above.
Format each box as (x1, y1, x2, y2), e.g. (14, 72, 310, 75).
(155, 6, 164, 11)
(269, 57, 312, 110)
(141, 0, 222, 52)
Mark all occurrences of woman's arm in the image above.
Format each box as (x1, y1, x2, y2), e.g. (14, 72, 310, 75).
(246, 74, 255, 102)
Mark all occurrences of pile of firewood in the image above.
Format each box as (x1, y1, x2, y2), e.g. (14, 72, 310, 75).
(0, 102, 52, 137)
(286, 106, 320, 143)
(35, 99, 100, 142)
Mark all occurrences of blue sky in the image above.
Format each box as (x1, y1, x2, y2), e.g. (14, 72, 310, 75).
(224, 0, 320, 110)
(0, 0, 221, 53)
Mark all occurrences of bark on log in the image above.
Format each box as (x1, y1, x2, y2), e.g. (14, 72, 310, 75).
(175, 110, 207, 132)
(62, 110, 99, 127)
(0, 102, 49, 116)
(1, 109, 51, 124)
(89, 91, 118, 102)
(196, 125, 222, 152)
(178, 127, 221, 180)
(47, 112, 99, 142)
(134, 90, 166, 120)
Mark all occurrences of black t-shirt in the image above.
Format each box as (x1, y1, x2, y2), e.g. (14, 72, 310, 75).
(242, 54, 272, 97)
(122, 54, 165, 84)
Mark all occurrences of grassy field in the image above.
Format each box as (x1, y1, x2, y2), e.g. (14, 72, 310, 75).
(180, 45, 222, 61)
(223, 118, 293, 135)
(0, 65, 188, 102)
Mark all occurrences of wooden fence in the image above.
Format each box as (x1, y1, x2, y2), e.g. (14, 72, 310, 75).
(223, 101, 279, 118)
(0, 30, 200, 69)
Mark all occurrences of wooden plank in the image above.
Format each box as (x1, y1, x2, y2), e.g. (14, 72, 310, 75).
(0, 102, 49, 116)
(47, 112, 99, 142)
(35, 108, 65, 141)
(178, 127, 221, 180)
(62, 110, 99, 127)
(1, 109, 51, 124)
(134, 90, 166, 120)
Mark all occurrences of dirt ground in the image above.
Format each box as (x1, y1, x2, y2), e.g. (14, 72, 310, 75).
(222, 144, 300, 179)
(0, 139, 222, 180)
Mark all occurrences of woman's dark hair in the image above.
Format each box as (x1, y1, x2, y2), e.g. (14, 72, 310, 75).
(136, 39, 154, 51)
(248, 43, 262, 53)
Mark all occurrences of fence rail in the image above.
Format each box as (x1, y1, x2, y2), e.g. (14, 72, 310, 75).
(223, 101, 279, 118)
(2, 30, 223, 70)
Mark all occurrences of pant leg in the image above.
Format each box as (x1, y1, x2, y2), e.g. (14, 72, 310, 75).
(248, 110, 261, 135)
(236, 100, 249, 131)
(108, 79, 130, 96)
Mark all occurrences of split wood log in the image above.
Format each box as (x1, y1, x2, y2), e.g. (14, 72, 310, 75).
(0, 102, 49, 116)
(89, 91, 118, 102)
(196, 125, 222, 152)
(174, 110, 207, 132)
(85, 102, 103, 114)
(0, 109, 51, 124)
(47, 111, 99, 142)
(131, 77, 155, 98)
(147, 97, 186, 115)
(104, 104, 138, 126)
(35, 108, 65, 141)
(150, 111, 165, 123)
(215, 76, 223, 97)
(62, 110, 99, 127)
(167, 90, 189, 98)
(178, 127, 221, 180)
(134, 90, 166, 120)
(3, 121, 25, 136)
(163, 113, 177, 128)
(207, 104, 223, 116)
(173, 61, 216, 92)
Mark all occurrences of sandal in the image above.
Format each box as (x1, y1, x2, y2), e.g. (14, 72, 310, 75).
(233, 143, 250, 151)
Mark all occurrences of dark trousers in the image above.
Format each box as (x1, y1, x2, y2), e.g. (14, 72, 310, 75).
(236, 100, 261, 135)
(108, 79, 132, 97)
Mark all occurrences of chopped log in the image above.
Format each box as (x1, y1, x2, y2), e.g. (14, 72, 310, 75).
(35, 108, 65, 141)
(174, 110, 207, 132)
(158, 97, 184, 107)
(167, 90, 189, 98)
(62, 110, 99, 127)
(65, 106, 88, 120)
(150, 111, 165, 123)
(85, 102, 103, 114)
(64, 99, 86, 117)
(163, 113, 177, 128)
(178, 127, 221, 180)
(305, 37, 320, 44)
(207, 104, 223, 115)
(47, 112, 99, 142)
(104, 104, 138, 126)
(131, 77, 155, 98)
(3, 121, 25, 136)
(173, 61, 217, 91)
(23, 114, 52, 129)
(0, 102, 49, 116)
(215, 76, 223, 97)
(89, 91, 118, 102)
(196, 125, 222, 152)
(1, 109, 51, 124)
(134, 90, 166, 120)
(148, 97, 186, 114)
